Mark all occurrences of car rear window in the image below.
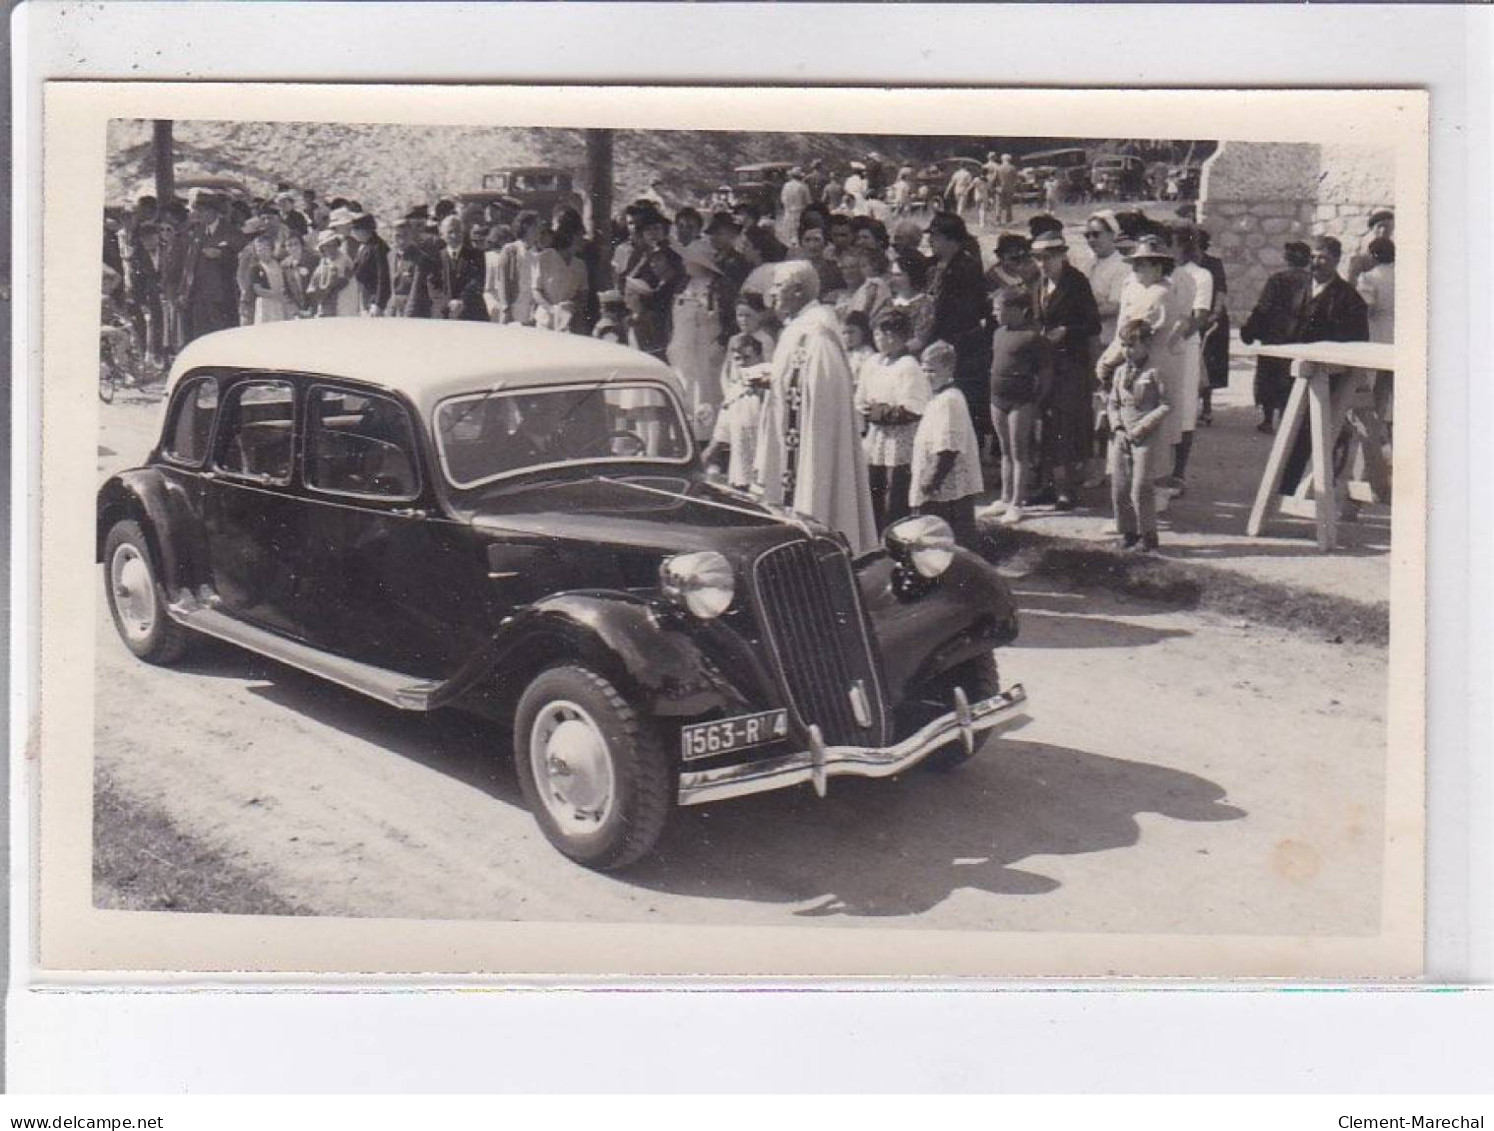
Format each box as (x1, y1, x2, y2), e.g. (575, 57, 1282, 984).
(434, 382, 693, 488)
(162, 375, 219, 466)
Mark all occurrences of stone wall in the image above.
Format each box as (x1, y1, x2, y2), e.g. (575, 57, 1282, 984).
(1199, 141, 1393, 321)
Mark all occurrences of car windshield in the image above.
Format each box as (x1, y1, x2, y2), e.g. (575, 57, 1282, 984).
(433, 381, 695, 489)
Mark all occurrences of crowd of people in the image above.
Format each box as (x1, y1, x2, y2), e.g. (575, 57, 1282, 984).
(100, 163, 1394, 557)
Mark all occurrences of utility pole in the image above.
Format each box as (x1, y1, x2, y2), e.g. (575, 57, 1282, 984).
(585, 128, 613, 242)
(585, 128, 615, 289)
(152, 120, 175, 204)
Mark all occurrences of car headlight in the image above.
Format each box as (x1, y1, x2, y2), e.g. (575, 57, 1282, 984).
(885, 515, 956, 579)
(660, 551, 735, 619)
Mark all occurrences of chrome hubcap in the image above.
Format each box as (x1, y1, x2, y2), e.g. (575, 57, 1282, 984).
(529, 700, 615, 829)
(110, 544, 157, 642)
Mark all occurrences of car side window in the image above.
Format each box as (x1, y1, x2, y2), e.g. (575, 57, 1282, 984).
(162, 376, 220, 466)
(214, 379, 296, 484)
(306, 386, 420, 500)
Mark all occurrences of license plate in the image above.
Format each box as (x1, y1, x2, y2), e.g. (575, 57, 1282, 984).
(680, 709, 789, 761)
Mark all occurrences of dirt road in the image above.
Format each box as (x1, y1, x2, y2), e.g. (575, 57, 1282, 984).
(93, 556, 1386, 936)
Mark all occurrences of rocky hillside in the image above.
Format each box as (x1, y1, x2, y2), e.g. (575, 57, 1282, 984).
(106, 119, 1209, 221)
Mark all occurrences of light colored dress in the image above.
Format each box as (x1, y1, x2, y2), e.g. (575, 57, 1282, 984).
(668, 275, 726, 442)
(712, 335, 774, 488)
(856, 353, 931, 469)
(1356, 262, 1395, 344)
(533, 248, 587, 332)
(1085, 251, 1131, 345)
(252, 258, 288, 325)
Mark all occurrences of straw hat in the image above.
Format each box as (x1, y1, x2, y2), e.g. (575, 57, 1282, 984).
(1126, 234, 1174, 263)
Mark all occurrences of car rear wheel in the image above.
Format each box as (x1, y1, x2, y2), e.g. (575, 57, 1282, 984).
(104, 519, 188, 664)
(514, 665, 670, 871)
(924, 652, 1002, 772)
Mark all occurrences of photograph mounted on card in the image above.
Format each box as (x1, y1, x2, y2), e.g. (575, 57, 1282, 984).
(37, 82, 1426, 977)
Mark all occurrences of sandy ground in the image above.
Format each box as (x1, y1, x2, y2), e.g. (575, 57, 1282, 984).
(92, 561, 1385, 936)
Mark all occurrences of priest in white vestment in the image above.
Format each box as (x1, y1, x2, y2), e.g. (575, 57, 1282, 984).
(753, 260, 879, 556)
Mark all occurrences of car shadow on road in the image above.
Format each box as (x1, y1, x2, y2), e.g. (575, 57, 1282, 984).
(624, 734, 1245, 918)
(171, 637, 526, 803)
(1007, 587, 1191, 650)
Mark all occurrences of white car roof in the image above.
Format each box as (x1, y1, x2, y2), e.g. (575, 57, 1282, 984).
(169, 320, 680, 415)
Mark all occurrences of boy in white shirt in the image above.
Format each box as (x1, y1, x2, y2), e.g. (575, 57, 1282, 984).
(855, 309, 931, 529)
(910, 340, 984, 550)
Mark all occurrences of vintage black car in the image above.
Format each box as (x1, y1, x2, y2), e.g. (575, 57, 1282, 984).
(1090, 155, 1148, 201)
(97, 321, 1027, 870)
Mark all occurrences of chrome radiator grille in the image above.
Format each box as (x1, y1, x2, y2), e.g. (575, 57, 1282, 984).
(752, 539, 887, 746)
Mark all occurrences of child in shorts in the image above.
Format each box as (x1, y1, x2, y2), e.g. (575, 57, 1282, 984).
(910, 340, 984, 550)
(978, 287, 1053, 526)
(1106, 319, 1172, 551)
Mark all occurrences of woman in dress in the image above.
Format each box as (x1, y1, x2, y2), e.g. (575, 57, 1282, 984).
(533, 211, 589, 333)
(249, 232, 290, 324)
(888, 248, 936, 353)
(667, 241, 727, 443)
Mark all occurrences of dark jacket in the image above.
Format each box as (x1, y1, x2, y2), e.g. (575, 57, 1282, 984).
(389, 242, 435, 318)
(1294, 274, 1370, 344)
(1036, 263, 1102, 357)
(179, 219, 241, 308)
(428, 242, 488, 321)
(351, 234, 393, 314)
(929, 245, 990, 348)
(126, 243, 164, 311)
(1241, 267, 1311, 347)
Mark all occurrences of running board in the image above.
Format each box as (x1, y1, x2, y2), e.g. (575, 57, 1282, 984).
(167, 602, 442, 710)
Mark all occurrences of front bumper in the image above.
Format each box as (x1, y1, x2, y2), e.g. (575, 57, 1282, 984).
(676, 682, 1028, 806)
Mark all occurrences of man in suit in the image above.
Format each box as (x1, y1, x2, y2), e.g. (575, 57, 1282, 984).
(1241, 241, 1313, 432)
(1033, 230, 1103, 509)
(1280, 235, 1371, 493)
(125, 221, 166, 365)
(428, 215, 488, 321)
(705, 211, 751, 340)
(177, 193, 242, 343)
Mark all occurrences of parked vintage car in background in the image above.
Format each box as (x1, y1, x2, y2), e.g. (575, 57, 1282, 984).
(97, 321, 1027, 870)
(478, 166, 584, 217)
(1090, 155, 1148, 201)
(731, 162, 794, 217)
(1018, 147, 1092, 204)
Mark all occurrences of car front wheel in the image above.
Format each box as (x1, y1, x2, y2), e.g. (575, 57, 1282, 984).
(924, 652, 1002, 772)
(514, 665, 671, 871)
(103, 518, 188, 664)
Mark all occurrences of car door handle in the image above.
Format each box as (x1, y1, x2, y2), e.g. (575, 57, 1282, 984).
(390, 506, 427, 519)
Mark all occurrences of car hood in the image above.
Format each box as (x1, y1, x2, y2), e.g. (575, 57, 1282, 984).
(462, 472, 820, 560)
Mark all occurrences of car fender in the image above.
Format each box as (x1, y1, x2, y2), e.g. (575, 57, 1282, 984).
(95, 469, 203, 593)
(475, 591, 768, 719)
(857, 549, 1020, 702)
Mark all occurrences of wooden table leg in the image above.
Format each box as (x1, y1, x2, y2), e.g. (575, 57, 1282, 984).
(1307, 368, 1337, 551)
(1247, 370, 1310, 537)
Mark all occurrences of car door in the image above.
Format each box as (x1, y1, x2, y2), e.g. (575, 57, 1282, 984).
(201, 375, 308, 637)
(297, 382, 487, 679)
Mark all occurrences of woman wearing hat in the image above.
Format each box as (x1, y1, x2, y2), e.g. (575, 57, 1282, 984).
(247, 229, 291, 325)
(668, 241, 727, 443)
(307, 229, 359, 318)
(1097, 234, 1189, 490)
